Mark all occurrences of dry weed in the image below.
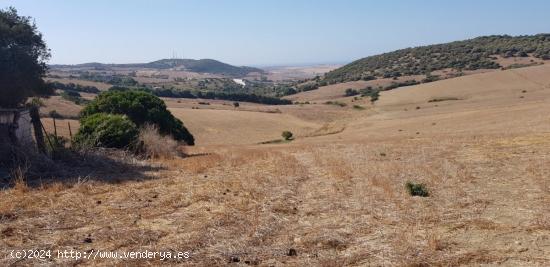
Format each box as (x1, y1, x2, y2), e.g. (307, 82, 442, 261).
(11, 167, 28, 194)
(138, 124, 180, 159)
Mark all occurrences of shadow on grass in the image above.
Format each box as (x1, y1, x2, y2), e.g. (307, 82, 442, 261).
(0, 147, 165, 189)
(184, 152, 212, 158)
(258, 138, 294, 145)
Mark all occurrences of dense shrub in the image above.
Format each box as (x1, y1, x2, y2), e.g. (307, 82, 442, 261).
(428, 97, 461, 103)
(384, 80, 420, 90)
(405, 181, 429, 197)
(151, 87, 292, 105)
(370, 91, 380, 103)
(74, 113, 138, 149)
(80, 72, 138, 86)
(345, 88, 359, 96)
(360, 87, 380, 103)
(47, 81, 100, 93)
(421, 75, 441, 83)
(107, 76, 295, 104)
(282, 131, 293, 140)
(81, 90, 195, 145)
(297, 82, 319, 92)
(276, 86, 298, 96)
(60, 90, 88, 105)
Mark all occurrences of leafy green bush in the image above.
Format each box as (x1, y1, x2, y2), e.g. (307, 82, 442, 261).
(80, 90, 195, 145)
(360, 87, 380, 103)
(405, 181, 429, 197)
(60, 90, 89, 105)
(282, 131, 293, 140)
(359, 86, 381, 103)
(345, 88, 359, 96)
(74, 113, 138, 149)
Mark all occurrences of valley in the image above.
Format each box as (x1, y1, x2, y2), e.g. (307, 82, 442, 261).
(6, 62, 546, 265)
(2, 6, 550, 264)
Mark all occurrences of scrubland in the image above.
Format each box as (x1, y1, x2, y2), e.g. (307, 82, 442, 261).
(2, 64, 550, 266)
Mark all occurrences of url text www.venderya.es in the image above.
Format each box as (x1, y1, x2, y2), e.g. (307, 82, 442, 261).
(7, 249, 191, 261)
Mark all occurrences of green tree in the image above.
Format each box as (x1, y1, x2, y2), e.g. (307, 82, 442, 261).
(81, 90, 195, 145)
(0, 7, 52, 108)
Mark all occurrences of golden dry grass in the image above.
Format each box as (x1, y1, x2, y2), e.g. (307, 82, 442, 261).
(2, 65, 550, 266)
(137, 124, 180, 159)
(2, 134, 549, 266)
(168, 108, 321, 145)
(284, 75, 424, 103)
(46, 77, 112, 91)
(39, 95, 84, 118)
(41, 118, 80, 139)
(259, 64, 341, 81)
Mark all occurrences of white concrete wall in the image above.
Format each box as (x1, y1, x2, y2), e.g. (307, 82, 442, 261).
(0, 109, 34, 146)
(15, 111, 33, 145)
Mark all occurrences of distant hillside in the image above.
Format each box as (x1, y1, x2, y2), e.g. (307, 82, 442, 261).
(141, 59, 264, 76)
(51, 58, 264, 77)
(324, 34, 550, 83)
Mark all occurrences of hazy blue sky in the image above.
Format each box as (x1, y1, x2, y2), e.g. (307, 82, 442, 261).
(3, 0, 550, 66)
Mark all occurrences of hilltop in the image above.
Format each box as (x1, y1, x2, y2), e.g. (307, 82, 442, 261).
(323, 34, 550, 84)
(50, 58, 264, 77)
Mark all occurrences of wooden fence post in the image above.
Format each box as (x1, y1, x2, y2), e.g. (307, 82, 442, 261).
(53, 116, 57, 138)
(29, 106, 46, 154)
(68, 121, 73, 140)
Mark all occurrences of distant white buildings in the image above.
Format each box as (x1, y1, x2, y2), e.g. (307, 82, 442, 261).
(233, 79, 246, 87)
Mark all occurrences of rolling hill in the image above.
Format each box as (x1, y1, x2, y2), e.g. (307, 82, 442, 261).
(50, 58, 264, 77)
(30, 60, 550, 266)
(324, 34, 550, 83)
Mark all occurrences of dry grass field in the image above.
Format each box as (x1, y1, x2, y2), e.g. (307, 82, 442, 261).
(2, 64, 550, 266)
(283, 75, 425, 103)
(39, 95, 83, 118)
(46, 77, 112, 91)
(259, 64, 342, 81)
(168, 108, 320, 145)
